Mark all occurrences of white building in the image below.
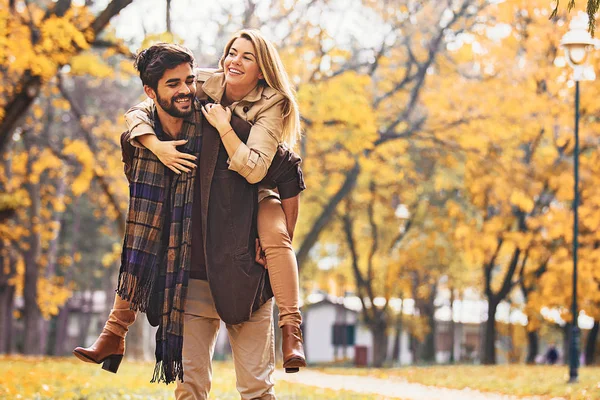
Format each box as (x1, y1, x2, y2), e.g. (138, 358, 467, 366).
(302, 297, 412, 366)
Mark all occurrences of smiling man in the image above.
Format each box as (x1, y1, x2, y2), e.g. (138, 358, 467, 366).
(74, 43, 285, 400)
(123, 44, 278, 399)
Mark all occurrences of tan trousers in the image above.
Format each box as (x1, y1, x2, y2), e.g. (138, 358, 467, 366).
(175, 279, 276, 400)
(257, 197, 302, 329)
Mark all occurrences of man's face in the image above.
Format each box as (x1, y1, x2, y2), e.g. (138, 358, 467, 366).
(146, 63, 196, 118)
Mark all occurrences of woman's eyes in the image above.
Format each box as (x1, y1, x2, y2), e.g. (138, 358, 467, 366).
(228, 52, 252, 61)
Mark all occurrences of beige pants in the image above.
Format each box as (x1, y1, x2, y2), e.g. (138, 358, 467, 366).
(257, 197, 302, 329)
(174, 279, 276, 400)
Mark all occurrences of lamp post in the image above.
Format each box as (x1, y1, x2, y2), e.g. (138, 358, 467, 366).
(560, 11, 596, 384)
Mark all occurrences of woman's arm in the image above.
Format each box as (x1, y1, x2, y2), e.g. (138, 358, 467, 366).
(124, 99, 197, 174)
(124, 98, 157, 147)
(202, 95, 284, 184)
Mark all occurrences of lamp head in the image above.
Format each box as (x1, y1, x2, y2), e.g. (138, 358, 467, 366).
(561, 12, 594, 66)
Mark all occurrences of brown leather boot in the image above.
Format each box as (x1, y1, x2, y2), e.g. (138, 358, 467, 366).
(73, 330, 125, 373)
(73, 296, 135, 373)
(282, 325, 307, 373)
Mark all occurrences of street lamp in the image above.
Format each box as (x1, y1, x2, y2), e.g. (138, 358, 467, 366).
(560, 11, 596, 384)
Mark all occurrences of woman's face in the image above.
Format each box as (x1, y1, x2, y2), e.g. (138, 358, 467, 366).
(223, 37, 263, 91)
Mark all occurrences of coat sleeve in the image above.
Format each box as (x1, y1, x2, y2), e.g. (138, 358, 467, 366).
(124, 98, 156, 148)
(120, 131, 135, 183)
(261, 146, 306, 200)
(227, 95, 284, 184)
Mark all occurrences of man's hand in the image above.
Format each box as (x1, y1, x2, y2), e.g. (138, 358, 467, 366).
(145, 138, 197, 174)
(201, 103, 232, 133)
(255, 238, 268, 269)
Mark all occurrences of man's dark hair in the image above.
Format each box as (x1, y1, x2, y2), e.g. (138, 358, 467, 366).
(134, 43, 195, 90)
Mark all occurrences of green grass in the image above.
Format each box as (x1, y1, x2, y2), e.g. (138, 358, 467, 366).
(319, 364, 600, 399)
(0, 356, 391, 399)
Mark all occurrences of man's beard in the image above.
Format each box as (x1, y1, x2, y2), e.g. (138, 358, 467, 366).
(156, 92, 194, 118)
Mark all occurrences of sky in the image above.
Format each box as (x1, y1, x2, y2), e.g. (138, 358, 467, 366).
(90, 0, 391, 55)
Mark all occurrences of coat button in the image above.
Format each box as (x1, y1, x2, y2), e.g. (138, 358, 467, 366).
(243, 106, 250, 113)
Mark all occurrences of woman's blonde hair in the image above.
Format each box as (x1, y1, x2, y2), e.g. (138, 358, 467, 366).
(220, 29, 301, 148)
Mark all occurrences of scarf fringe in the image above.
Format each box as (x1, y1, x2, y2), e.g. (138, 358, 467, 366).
(150, 359, 184, 385)
(151, 334, 184, 385)
(116, 268, 155, 313)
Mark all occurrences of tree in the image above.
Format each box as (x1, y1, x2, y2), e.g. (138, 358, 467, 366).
(448, 0, 600, 363)
(0, 0, 134, 154)
(552, 0, 599, 34)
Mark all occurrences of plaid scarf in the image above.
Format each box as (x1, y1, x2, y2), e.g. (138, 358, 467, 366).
(117, 107, 201, 384)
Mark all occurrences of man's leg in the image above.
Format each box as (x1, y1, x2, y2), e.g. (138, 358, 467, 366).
(175, 279, 221, 400)
(226, 299, 276, 400)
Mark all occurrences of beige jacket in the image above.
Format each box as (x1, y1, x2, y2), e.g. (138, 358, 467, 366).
(125, 68, 286, 201)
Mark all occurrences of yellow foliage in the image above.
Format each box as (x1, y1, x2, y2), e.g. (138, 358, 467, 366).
(70, 53, 114, 78)
(37, 277, 72, 319)
(62, 139, 94, 196)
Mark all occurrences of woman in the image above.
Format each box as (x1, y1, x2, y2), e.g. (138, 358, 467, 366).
(75, 30, 306, 373)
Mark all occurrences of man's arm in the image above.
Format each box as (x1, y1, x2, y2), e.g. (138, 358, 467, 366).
(125, 99, 197, 174)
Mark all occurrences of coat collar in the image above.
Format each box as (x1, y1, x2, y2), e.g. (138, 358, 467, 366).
(202, 71, 265, 104)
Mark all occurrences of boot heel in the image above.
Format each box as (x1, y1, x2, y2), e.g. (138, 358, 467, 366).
(285, 367, 300, 373)
(102, 354, 123, 373)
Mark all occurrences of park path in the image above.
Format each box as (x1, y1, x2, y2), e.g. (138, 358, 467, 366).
(274, 370, 555, 400)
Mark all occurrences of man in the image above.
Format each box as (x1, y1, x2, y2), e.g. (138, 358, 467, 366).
(116, 43, 297, 399)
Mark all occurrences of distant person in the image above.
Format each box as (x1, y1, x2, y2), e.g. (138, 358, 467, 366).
(545, 345, 559, 365)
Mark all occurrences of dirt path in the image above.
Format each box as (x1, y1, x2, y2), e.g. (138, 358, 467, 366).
(274, 370, 552, 400)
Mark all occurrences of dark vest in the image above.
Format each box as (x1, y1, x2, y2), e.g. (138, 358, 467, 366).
(198, 116, 274, 324)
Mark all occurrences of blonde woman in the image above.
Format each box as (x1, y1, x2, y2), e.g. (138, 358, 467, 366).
(76, 30, 306, 373)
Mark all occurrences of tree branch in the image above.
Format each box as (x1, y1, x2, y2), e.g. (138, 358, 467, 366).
(57, 76, 125, 236)
(296, 161, 361, 268)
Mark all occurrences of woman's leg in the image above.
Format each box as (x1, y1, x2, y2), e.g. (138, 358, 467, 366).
(257, 197, 305, 372)
(73, 293, 136, 373)
(257, 197, 301, 328)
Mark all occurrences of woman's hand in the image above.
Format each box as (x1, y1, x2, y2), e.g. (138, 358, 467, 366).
(143, 137, 197, 174)
(255, 239, 268, 269)
(201, 103, 232, 133)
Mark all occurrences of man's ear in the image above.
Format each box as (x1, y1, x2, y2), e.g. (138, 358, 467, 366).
(144, 85, 157, 100)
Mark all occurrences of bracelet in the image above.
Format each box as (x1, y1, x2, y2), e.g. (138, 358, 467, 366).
(220, 128, 234, 139)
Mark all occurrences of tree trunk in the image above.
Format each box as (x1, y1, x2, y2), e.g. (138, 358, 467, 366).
(166, 0, 172, 33)
(53, 305, 70, 356)
(482, 299, 499, 364)
(391, 327, 401, 364)
(421, 312, 436, 363)
(23, 150, 43, 354)
(0, 284, 16, 354)
(391, 306, 403, 364)
(410, 334, 419, 364)
(55, 196, 80, 355)
(77, 293, 94, 346)
(416, 284, 437, 363)
(526, 330, 539, 364)
(371, 319, 389, 368)
(296, 163, 360, 269)
(0, 75, 42, 154)
(585, 320, 599, 365)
